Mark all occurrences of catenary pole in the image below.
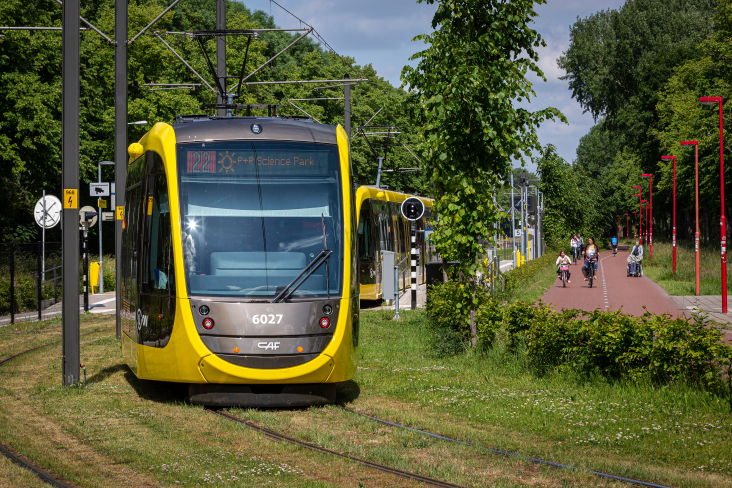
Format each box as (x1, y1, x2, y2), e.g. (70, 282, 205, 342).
(62, 0, 80, 386)
(216, 0, 226, 116)
(344, 74, 350, 144)
(115, 0, 127, 341)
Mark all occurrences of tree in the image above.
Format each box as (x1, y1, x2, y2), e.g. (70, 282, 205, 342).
(0, 0, 426, 243)
(402, 0, 565, 346)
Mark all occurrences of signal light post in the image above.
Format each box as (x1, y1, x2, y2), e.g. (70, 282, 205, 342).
(700, 96, 727, 313)
(680, 140, 701, 295)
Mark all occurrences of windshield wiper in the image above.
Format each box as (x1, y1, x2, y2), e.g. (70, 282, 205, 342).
(272, 249, 332, 303)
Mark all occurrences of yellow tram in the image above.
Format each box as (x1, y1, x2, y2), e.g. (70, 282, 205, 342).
(120, 117, 358, 406)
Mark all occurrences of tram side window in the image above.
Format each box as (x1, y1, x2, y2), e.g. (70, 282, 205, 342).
(358, 201, 372, 260)
(143, 154, 175, 295)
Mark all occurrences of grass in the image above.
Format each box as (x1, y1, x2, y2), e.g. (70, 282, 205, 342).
(504, 253, 558, 304)
(1, 311, 730, 486)
(642, 241, 730, 296)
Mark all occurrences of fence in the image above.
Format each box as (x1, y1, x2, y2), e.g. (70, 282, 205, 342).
(0, 242, 62, 324)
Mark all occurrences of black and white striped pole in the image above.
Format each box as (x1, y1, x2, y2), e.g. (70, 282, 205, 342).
(401, 197, 425, 311)
(410, 221, 417, 309)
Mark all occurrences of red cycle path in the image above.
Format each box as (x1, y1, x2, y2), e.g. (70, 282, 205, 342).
(541, 250, 683, 317)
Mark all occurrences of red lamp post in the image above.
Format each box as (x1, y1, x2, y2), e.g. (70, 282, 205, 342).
(617, 214, 620, 238)
(661, 156, 677, 272)
(700, 96, 727, 313)
(625, 213, 629, 243)
(632, 211, 637, 239)
(642, 173, 653, 263)
(680, 140, 700, 295)
(633, 186, 643, 245)
(643, 200, 649, 247)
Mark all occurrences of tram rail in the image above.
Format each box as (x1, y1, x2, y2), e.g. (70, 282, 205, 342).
(209, 408, 466, 488)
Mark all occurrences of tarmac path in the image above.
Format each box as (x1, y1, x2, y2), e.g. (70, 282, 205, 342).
(542, 249, 683, 317)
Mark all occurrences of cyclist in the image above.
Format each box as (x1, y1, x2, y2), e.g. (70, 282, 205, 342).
(627, 239, 644, 276)
(556, 250, 572, 283)
(582, 237, 599, 281)
(570, 235, 579, 262)
(611, 235, 618, 253)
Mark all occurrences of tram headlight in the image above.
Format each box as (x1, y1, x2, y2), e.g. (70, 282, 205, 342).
(199, 305, 210, 316)
(319, 317, 330, 329)
(322, 304, 332, 315)
(202, 318, 215, 330)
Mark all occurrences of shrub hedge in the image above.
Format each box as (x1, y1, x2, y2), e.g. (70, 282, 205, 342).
(426, 281, 732, 394)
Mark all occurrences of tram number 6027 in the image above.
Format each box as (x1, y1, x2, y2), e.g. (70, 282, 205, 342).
(252, 314, 283, 325)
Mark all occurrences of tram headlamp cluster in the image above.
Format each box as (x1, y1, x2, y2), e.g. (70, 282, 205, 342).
(322, 304, 332, 315)
(202, 318, 215, 330)
(199, 305, 210, 316)
(319, 317, 331, 329)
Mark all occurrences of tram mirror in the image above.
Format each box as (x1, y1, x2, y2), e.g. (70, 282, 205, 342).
(128, 143, 144, 161)
(401, 197, 425, 221)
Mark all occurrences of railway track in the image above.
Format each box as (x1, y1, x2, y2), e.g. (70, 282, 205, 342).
(0, 334, 678, 488)
(209, 408, 465, 488)
(342, 407, 676, 488)
(0, 340, 83, 488)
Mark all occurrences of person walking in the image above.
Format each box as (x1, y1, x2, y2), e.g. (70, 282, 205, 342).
(570, 235, 578, 263)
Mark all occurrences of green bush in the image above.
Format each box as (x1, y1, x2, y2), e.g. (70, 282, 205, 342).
(504, 301, 732, 393)
(0, 278, 57, 315)
(425, 281, 502, 355)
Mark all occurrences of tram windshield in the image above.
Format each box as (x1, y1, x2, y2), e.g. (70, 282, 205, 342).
(177, 140, 343, 298)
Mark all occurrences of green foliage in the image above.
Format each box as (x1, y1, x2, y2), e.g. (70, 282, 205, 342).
(0, 0, 426, 242)
(505, 301, 732, 393)
(425, 281, 502, 354)
(558, 0, 717, 235)
(502, 252, 552, 296)
(402, 0, 565, 279)
(536, 145, 602, 242)
(0, 278, 56, 315)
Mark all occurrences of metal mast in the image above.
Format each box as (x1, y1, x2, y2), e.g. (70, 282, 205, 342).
(114, 0, 127, 341)
(62, 0, 80, 386)
(216, 0, 226, 116)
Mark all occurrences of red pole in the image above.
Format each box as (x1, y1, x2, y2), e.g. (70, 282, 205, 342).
(700, 97, 727, 312)
(633, 186, 642, 245)
(681, 141, 700, 293)
(633, 211, 637, 239)
(625, 213, 629, 243)
(642, 173, 653, 263)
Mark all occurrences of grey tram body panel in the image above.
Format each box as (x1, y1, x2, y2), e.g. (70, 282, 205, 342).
(173, 117, 339, 145)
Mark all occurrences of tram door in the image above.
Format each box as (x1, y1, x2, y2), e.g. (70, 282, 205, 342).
(121, 154, 145, 346)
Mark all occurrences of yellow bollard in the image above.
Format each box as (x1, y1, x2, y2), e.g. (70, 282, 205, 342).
(89, 262, 101, 294)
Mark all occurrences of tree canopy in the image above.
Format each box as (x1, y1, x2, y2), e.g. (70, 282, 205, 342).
(0, 0, 426, 243)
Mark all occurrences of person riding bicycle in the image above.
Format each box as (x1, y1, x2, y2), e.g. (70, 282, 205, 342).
(556, 250, 572, 283)
(611, 236, 618, 253)
(570, 235, 579, 262)
(582, 237, 599, 281)
(627, 239, 644, 276)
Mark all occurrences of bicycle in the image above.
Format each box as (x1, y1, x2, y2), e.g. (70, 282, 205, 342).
(559, 264, 570, 287)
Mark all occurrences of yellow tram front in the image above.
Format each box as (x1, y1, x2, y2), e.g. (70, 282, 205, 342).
(120, 118, 358, 407)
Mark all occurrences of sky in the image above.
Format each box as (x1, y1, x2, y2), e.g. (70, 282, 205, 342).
(241, 0, 627, 170)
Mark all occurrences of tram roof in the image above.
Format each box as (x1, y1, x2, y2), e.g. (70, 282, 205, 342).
(172, 116, 338, 145)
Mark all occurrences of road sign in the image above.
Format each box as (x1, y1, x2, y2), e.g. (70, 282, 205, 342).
(89, 182, 109, 196)
(102, 212, 115, 221)
(34, 195, 62, 229)
(514, 229, 523, 237)
(79, 205, 97, 228)
(98, 199, 107, 209)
